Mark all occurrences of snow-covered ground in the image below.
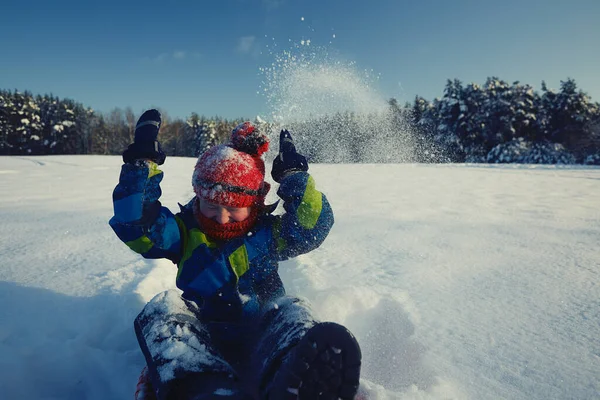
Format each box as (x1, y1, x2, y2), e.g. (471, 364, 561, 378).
(0, 155, 598, 399)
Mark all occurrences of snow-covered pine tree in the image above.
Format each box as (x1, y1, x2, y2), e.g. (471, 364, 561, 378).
(37, 94, 60, 154)
(186, 113, 216, 157)
(419, 97, 457, 162)
(480, 78, 541, 150)
(487, 138, 576, 164)
(433, 79, 467, 162)
(6, 91, 43, 154)
(540, 79, 599, 161)
(456, 82, 487, 162)
(73, 103, 95, 154)
(508, 81, 541, 142)
(409, 95, 446, 162)
(582, 117, 600, 164)
(33, 94, 92, 154)
(480, 77, 514, 149)
(57, 99, 80, 154)
(0, 91, 11, 154)
(184, 112, 211, 157)
(38, 96, 79, 154)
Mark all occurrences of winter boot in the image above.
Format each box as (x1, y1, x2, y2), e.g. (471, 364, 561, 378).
(135, 366, 254, 400)
(168, 373, 255, 400)
(266, 322, 362, 400)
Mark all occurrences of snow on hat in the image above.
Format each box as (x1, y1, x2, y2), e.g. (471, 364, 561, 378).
(192, 122, 270, 208)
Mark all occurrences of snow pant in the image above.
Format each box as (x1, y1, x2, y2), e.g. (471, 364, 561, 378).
(134, 290, 318, 400)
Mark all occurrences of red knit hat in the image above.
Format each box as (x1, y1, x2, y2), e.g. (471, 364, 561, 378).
(192, 122, 270, 208)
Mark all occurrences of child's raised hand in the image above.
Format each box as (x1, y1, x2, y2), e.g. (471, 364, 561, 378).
(122, 109, 166, 165)
(271, 129, 308, 183)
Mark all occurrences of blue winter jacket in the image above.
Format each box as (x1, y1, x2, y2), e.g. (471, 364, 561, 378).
(109, 161, 334, 323)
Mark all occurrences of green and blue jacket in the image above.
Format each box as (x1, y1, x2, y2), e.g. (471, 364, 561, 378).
(109, 161, 334, 323)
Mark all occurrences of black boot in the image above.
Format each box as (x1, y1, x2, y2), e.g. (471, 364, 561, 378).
(266, 322, 362, 400)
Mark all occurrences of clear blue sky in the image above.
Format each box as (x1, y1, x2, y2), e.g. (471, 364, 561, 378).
(2, 0, 599, 120)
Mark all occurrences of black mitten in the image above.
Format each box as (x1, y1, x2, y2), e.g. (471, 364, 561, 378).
(271, 129, 308, 183)
(122, 109, 166, 165)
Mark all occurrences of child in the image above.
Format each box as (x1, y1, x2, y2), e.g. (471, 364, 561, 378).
(109, 110, 362, 400)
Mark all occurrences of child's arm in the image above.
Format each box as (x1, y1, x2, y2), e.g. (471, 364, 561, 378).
(109, 160, 182, 263)
(269, 130, 334, 260)
(271, 171, 334, 260)
(108, 110, 182, 264)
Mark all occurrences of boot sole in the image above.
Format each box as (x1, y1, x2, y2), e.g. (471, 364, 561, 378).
(268, 322, 362, 400)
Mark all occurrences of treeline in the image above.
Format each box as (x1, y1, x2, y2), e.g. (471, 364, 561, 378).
(1, 77, 600, 164)
(0, 90, 249, 158)
(252, 77, 600, 164)
(405, 77, 600, 164)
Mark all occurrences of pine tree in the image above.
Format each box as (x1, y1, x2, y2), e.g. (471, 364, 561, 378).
(456, 82, 486, 161)
(409, 95, 446, 162)
(434, 79, 466, 162)
(37, 94, 60, 154)
(6, 91, 42, 154)
(186, 113, 215, 157)
(509, 82, 541, 142)
(0, 91, 11, 154)
(51, 98, 79, 154)
(480, 78, 541, 148)
(540, 78, 599, 160)
(582, 117, 600, 164)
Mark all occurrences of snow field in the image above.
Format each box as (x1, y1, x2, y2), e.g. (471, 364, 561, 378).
(0, 156, 598, 399)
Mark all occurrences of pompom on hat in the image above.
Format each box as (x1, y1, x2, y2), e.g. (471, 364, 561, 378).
(192, 122, 270, 208)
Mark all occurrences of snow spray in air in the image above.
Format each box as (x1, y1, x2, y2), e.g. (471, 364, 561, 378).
(258, 33, 415, 163)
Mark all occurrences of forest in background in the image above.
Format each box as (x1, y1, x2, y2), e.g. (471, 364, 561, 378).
(1, 77, 599, 164)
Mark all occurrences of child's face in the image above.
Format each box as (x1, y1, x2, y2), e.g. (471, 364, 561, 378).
(199, 198, 251, 224)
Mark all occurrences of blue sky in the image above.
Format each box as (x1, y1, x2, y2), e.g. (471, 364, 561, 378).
(2, 0, 599, 120)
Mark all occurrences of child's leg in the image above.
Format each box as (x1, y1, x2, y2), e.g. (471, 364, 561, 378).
(253, 296, 362, 400)
(134, 290, 251, 400)
(252, 296, 318, 396)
